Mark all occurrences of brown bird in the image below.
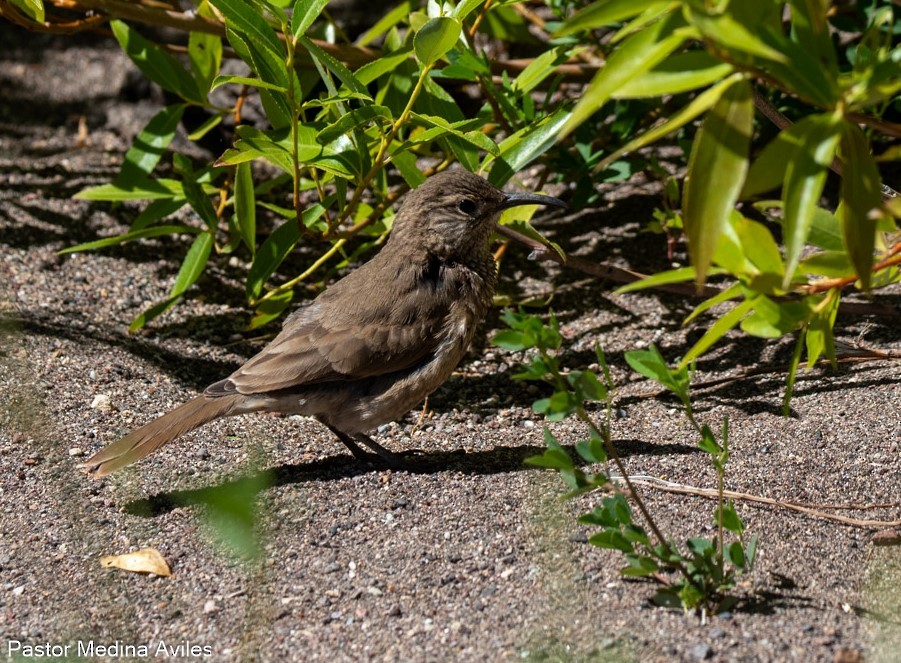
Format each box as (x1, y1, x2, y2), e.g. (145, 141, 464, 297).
(81, 170, 566, 477)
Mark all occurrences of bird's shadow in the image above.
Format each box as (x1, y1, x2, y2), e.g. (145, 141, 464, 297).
(124, 438, 696, 518)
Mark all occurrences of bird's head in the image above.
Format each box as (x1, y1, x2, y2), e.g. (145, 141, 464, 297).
(389, 170, 566, 261)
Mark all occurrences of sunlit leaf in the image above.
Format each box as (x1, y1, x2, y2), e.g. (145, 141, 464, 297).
(58, 225, 200, 255)
(679, 298, 756, 369)
(837, 122, 882, 292)
(781, 113, 842, 289)
(292, 0, 330, 37)
(556, 0, 669, 37)
(614, 51, 733, 98)
(414, 16, 462, 65)
(683, 78, 753, 286)
(561, 11, 686, 139)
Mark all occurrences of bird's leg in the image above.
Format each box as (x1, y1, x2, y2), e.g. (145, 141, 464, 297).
(318, 419, 405, 467)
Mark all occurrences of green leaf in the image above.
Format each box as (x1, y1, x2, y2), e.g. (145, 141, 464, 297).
(453, 0, 488, 21)
(292, 0, 330, 38)
(414, 16, 462, 65)
(9, 0, 44, 22)
(613, 50, 733, 98)
(789, 0, 837, 81)
(128, 232, 213, 331)
(131, 198, 187, 231)
(188, 28, 222, 96)
(837, 122, 882, 292)
(317, 105, 393, 145)
(597, 73, 742, 173)
(209, 0, 285, 59)
(805, 291, 839, 369)
(487, 108, 571, 186)
(556, 0, 668, 36)
(683, 78, 753, 286)
(171, 232, 213, 298)
(110, 20, 202, 103)
(246, 289, 294, 330)
(740, 296, 811, 338)
(512, 46, 571, 94)
(620, 554, 659, 577)
(211, 74, 288, 93)
(561, 11, 687, 138)
(574, 434, 606, 464)
(589, 530, 633, 553)
(114, 104, 185, 187)
(233, 161, 256, 256)
(491, 330, 534, 351)
(58, 225, 200, 255)
(614, 266, 697, 294)
(173, 155, 219, 233)
(225, 26, 292, 128)
(684, 281, 742, 324)
(624, 344, 687, 397)
(75, 178, 184, 201)
(679, 297, 756, 368)
(355, 48, 414, 85)
(781, 113, 843, 289)
(246, 205, 326, 300)
(734, 217, 784, 278)
(298, 35, 369, 95)
(406, 114, 499, 155)
(687, 8, 788, 63)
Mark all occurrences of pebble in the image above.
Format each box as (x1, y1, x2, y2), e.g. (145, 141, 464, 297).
(688, 643, 713, 660)
(89, 394, 112, 411)
(68, 447, 84, 457)
(203, 600, 218, 614)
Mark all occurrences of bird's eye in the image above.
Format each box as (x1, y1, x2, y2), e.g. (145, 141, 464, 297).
(458, 198, 477, 215)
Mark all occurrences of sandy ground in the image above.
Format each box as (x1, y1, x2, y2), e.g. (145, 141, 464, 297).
(1, 26, 899, 663)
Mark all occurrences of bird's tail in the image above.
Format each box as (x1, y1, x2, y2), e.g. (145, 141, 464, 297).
(80, 395, 240, 478)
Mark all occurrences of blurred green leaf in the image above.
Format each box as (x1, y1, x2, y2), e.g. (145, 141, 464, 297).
(683, 78, 753, 286)
(805, 290, 839, 369)
(561, 10, 686, 138)
(9, 0, 44, 22)
(837, 122, 882, 292)
(614, 51, 733, 98)
(781, 113, 842, 289)
(598, 73, 741, 173)
(556, 0, 669, 37)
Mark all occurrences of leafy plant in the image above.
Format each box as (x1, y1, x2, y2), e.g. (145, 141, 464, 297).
(555, 0, 900, 402)
(494, 309, 757, 614)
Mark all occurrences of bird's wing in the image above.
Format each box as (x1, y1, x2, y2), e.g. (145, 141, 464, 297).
(206, 265, 449, 397)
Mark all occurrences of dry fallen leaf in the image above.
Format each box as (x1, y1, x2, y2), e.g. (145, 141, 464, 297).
(100, 548, 171, 577)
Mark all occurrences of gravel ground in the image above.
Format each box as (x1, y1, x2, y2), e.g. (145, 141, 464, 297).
(1, 26, 900, 663)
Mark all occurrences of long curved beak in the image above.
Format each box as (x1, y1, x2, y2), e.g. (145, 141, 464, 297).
(499, 191, 568, 211)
